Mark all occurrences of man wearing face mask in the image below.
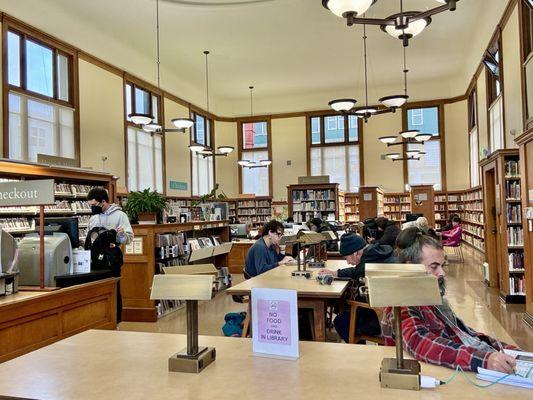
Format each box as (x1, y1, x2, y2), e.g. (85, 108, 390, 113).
(87, 187, 133, 246)
(382, 227, 518, 373)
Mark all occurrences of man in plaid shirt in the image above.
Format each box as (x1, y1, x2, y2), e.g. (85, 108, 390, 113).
(381, 228, 517, 373)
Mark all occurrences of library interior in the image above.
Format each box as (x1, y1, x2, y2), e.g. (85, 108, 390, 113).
(0, 0, 533, 398)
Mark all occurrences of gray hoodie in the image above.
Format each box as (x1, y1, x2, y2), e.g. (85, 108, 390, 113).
(87, 204, 134, 245)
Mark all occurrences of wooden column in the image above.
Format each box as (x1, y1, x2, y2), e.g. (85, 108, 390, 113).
(409, 185, 435, 227)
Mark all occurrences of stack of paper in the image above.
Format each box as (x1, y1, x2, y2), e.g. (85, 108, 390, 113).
(476, 350, 533, 389)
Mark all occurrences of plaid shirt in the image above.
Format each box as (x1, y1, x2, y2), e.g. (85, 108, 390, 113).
(381, 305, 516, 371)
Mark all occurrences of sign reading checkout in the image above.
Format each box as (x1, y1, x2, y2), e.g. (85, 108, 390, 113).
(0, 179, 55, 207)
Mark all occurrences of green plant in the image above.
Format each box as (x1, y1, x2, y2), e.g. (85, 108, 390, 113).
(191, 183, 227, 206)
(123, 188, 168, 220)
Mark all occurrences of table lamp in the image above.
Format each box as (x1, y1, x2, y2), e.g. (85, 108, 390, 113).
(289, 231, 325, 277)
(150, 274, 216, 373)
(365, 263, 442, 391)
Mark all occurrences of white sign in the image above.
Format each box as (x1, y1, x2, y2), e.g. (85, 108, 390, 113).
(72, 250, 91, 273)
(125, 237, 144, 255)
(0, 179, 55, 206)
(251, 288, 299, 359)
(363, 193, 372, 201)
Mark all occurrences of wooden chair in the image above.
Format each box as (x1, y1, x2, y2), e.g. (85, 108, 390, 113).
(347, 300, 384, 345)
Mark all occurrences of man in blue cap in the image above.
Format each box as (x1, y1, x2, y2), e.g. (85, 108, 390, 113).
(319, 232, 396, 342)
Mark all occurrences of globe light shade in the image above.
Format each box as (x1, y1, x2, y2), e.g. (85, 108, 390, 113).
(172, 118, 194, 130)
(143, 123, 161, 133)
(322, 0, 376, 18)
(379, 136, 398, 144)
(328, 98, 357, 112)
(415, 133, 432, 142)
(259, 160, 272, 166)
(355, 107, 378, 115)
(199, 149, 214, 156)
(217, 146, 234, 154)
(400, 130, 420, 139)
(381, 12, 432, 39)
(385, 153, 401, 159)
(189, 144, 205, 153)
(406, 150, 420, 157)
(129, 113, 153, 126)
(379, 94, 409, 108)
(238, 160, 250, 166)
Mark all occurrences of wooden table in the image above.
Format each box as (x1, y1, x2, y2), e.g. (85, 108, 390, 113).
(226, 262, 350, 341)
(0, 330, 529, 400)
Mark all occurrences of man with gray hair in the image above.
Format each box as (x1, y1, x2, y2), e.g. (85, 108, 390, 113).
(382, 227, 518, 373)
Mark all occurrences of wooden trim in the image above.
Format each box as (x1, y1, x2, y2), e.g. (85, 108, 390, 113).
(122, 77, 130, 190)
(2, 21, 9, 158)
(267, 119, 273, 197)
(402, 106, 408, 187)
(439, 104, 447, 192)
(305, 116, 311, 176)
(359, 117, 365, 186)
(501, 0, 519, 29)
(160, 94, 167, 195)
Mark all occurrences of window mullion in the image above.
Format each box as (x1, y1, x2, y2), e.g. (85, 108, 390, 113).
(21, 95, 29, 160)
(54, 106, 60, 156)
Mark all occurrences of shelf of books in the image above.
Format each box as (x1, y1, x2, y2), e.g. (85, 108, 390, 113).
(383, 192, 410, 224)
(461, 186, 485, 252)
(233, 196, 272, 226)
(287, 183, 341, 223)
(344, 192, 359, 223)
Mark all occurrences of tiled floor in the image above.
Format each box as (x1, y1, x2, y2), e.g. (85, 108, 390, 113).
(119, 245, 532, 350)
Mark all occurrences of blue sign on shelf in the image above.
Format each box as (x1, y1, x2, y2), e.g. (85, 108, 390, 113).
(169, 181, 188, 191)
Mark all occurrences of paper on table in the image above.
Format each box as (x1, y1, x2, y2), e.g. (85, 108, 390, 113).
(476, 349, 533, 389)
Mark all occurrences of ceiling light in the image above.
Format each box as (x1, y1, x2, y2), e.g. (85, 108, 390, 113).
(400, 130, 419, 139)
(415, 133, 432, 142)
(172, 118, 194, 130)
(199, 148, 214, 156)
(381, 12, 432, 45)
(379, 94, 409, 109)
(435, 0, 459, 11)
(259, 160, 272, 166)
(238, 160, 250, 166)
(143, 123, 161, 133)
(189, 144, 205, 153)
(218, 146, 234, 155)
(322, 0, 376, 19)
(355, 107, 378, 116)
(385, 153, 401, 159)
(379, 136, 398, 144)
(405, 150, 420, 157)
(129, 113, 153, 126)
(329, 98, 357, 112)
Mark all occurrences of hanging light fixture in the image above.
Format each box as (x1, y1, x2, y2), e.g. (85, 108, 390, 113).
(189, 143, 205, 153)
(379, 136, 398, 144)
(415, 133, 432, 142)
(328, 98, 357, 112)
(385, 153, 401, 159)
(379, 46, 410, 109)
(238, 86, 271, 168)
(400, 130, 419, 139)
(405, 149, 421, 157)
(130, 114, 154, 126)
(322, 0, 459, 46)
(354, 23, 375, 121)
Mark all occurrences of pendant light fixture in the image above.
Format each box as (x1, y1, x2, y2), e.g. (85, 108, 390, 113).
(238, 86, 271, 169)
(379, 46, 409, 109)
(354, 23, 377, 121)
(129, 0, 193, 133)
(322, 0, 459, 46)
(189, 51, 234, 157)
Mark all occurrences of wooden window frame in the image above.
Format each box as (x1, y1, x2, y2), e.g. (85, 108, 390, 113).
(2, 16, 80, 163)
(467, 85, 480, 188)
(520, 0, 533, 129)
(189, 109, 216, 194)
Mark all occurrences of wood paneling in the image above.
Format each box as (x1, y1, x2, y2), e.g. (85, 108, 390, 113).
(227, 241, 253, 274)
(410, 185, 436, 227)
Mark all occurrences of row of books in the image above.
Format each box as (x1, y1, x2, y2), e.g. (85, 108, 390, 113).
(293, 201, 335, 211)
(463, 190, 482, 201)
(155, 232, 188, 260)
(505, 181, 521, 199)
(506, 204, 522, 224)
(189, 236, 222, 250)
(463, 214, 484, 224)
(509, 276, 525, 295)
(384, 205, 401, 212)
(293, 212, 335, 223)
(463, 235, 485, 251)
(508, 252, 524, 271)
(0, 218, 33, 232)
(292, 189, 335, 201)
(508, 227, 524, 246)
(54, 183, 92, 196)
(238, 216, 271, 224)
(505, 160, 520, 178)
(463, 225, 484, 238)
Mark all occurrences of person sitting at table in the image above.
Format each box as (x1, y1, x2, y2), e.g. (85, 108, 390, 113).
(381, 227, 517, 373)
(307, 217, 339, 251)
(371, 217, 400, 247)
(438, 214, 463, 246)
(318, 233, 396, 342)
(244, 220, 294, 277)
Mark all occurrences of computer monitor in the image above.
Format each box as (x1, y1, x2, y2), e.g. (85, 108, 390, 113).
(230, 224, 248, 239)
(0, 228, 18, 273)
(405, 213, 423, 223)
(35, 217, 79, 248)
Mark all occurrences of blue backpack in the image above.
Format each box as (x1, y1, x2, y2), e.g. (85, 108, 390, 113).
(222, 312, 247, 337)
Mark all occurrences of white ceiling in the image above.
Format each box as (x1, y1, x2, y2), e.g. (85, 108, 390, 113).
(0, 0, 509, 116)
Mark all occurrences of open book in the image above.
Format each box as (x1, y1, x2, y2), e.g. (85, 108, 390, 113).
(476, 349, 533, 389)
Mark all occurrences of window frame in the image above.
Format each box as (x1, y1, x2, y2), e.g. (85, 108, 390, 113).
(402, 103, 446, 191)
(2, 17, 80, 163)
(306, 113, 364, 190)
(467, 86, 480, 188)
(238, 118, 273, 196)
(520, 0, 533, 129)
(190, 109, 216, 196)
(485, 31, 504, 111)
(123, 75, 166, 194)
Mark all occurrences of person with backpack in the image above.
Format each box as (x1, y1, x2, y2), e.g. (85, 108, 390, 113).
(86, 187, 134, 323)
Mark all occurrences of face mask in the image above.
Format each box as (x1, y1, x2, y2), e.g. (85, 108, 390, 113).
(91, 204, 103, 215)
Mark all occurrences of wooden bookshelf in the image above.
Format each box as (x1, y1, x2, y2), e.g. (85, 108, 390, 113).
(287, 183, 341, 223)
(344, 192, 359, 223)
(383, 192, 409, 224)
(234, 196, 272, 226)
(410, 185, 435, 227)
(358, 186, 384, 221)
(461, 187, 485, 252)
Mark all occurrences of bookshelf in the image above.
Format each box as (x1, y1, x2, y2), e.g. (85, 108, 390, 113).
(358, 186, 384, 222)
(383, 192, 411, 223)
(287, 183, 341, 223)
(410, 185, 435, 227)
(344, 192, 359, 223)
(461, 186, 485, 252)
(235, 196, 273, 226)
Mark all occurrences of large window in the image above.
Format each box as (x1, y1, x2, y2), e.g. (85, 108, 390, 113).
(190, 111, 215, 196)
(468, 89, 480, 187)
(5, 27, 76, 162)
(240, 121, 271, 196)
(308, 115, 361, 192)
(521, 0, 533, 125)
(406, 107, 442, 190)
(125, 81, 164, 192)
(485, 35, 504, 151)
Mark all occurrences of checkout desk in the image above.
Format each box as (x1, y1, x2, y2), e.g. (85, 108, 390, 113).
(0, 329, 529, 400)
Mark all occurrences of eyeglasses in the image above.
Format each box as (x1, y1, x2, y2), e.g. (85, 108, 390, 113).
(273, 231, 283, 237)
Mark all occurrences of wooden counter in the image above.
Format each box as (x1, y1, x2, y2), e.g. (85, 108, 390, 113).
(0, 329, 529, 400)
(0, 278, 118, 363)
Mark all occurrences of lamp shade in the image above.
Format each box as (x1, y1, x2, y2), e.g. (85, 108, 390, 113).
(217, 146, 234, 154)
(385, 153, 401, 159)
(328, 98, 357, 112)
(379, 136, 398, 144)
(199, 148, 214, 156)
(379, 94, 409, 108)
(415, 133, 432, 142)
(400, 130, 419, 139)
(259, 160, 272, 166)
(238, 160, 250, 166)
(143, 123, 161, 133)
(405, 150, 420, 157)
(381, 12, 432, 39)
(189, 144, 205, 153)
(355, 107, 378, 115)
(322, 0, 376, 18)
(172, 118, 194, 130)
(129, 113, 153, 126)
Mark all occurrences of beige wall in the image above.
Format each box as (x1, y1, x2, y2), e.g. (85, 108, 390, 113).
(502, 5, 524, 147)
(271, 117, 308, 200)
(0, 21, 3, 157)
(445, 101, 470, 190)
(78, 60, 125, 184)
(164, 98, 191, 197)
(363, 112, 404, 192)
(477, 69, 489, 158)
(214, 121, 239, 198)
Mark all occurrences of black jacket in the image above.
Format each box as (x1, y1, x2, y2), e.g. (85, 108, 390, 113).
(374, 221, 400, 247)
(337, 244, 396, 280)
(317, 222, 339, 251)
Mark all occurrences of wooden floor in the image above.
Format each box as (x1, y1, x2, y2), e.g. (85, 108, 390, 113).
(119, 246, 532, 350)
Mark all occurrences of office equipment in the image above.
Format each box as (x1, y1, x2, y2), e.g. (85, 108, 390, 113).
(0, 228, 18, 274)
(229, 223, 248, 239)
(35, 217, 79, 248)
(18, 233, 73, 287)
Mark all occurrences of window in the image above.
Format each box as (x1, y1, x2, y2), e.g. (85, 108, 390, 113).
(5, 27, 76, 162)
(521, 0, 533, 124)
(485, 36, 502, 106)
(469, 128, 479, 187)
(489, 96, 504, 152)
(190, 111, 215, 196)
(240, 120, 271, 196)
(406, 107, 442, 190)
(308, 115, 361, 192)
(468, 89, 477, 131)
(124, 81, 164, 192)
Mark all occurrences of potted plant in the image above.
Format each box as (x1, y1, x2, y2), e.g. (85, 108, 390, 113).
(123, 188, 168, 224)
(191, 184, 227, 221)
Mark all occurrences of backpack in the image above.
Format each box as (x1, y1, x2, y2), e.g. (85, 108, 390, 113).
(84, 227, 123, 273)
(222, 312, 247, 337)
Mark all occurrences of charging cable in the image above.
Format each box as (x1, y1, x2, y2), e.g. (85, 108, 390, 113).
(420, 375, 444, 388)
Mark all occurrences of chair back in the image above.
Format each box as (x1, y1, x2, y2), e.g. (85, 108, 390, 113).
(243, 268, 252, 280)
